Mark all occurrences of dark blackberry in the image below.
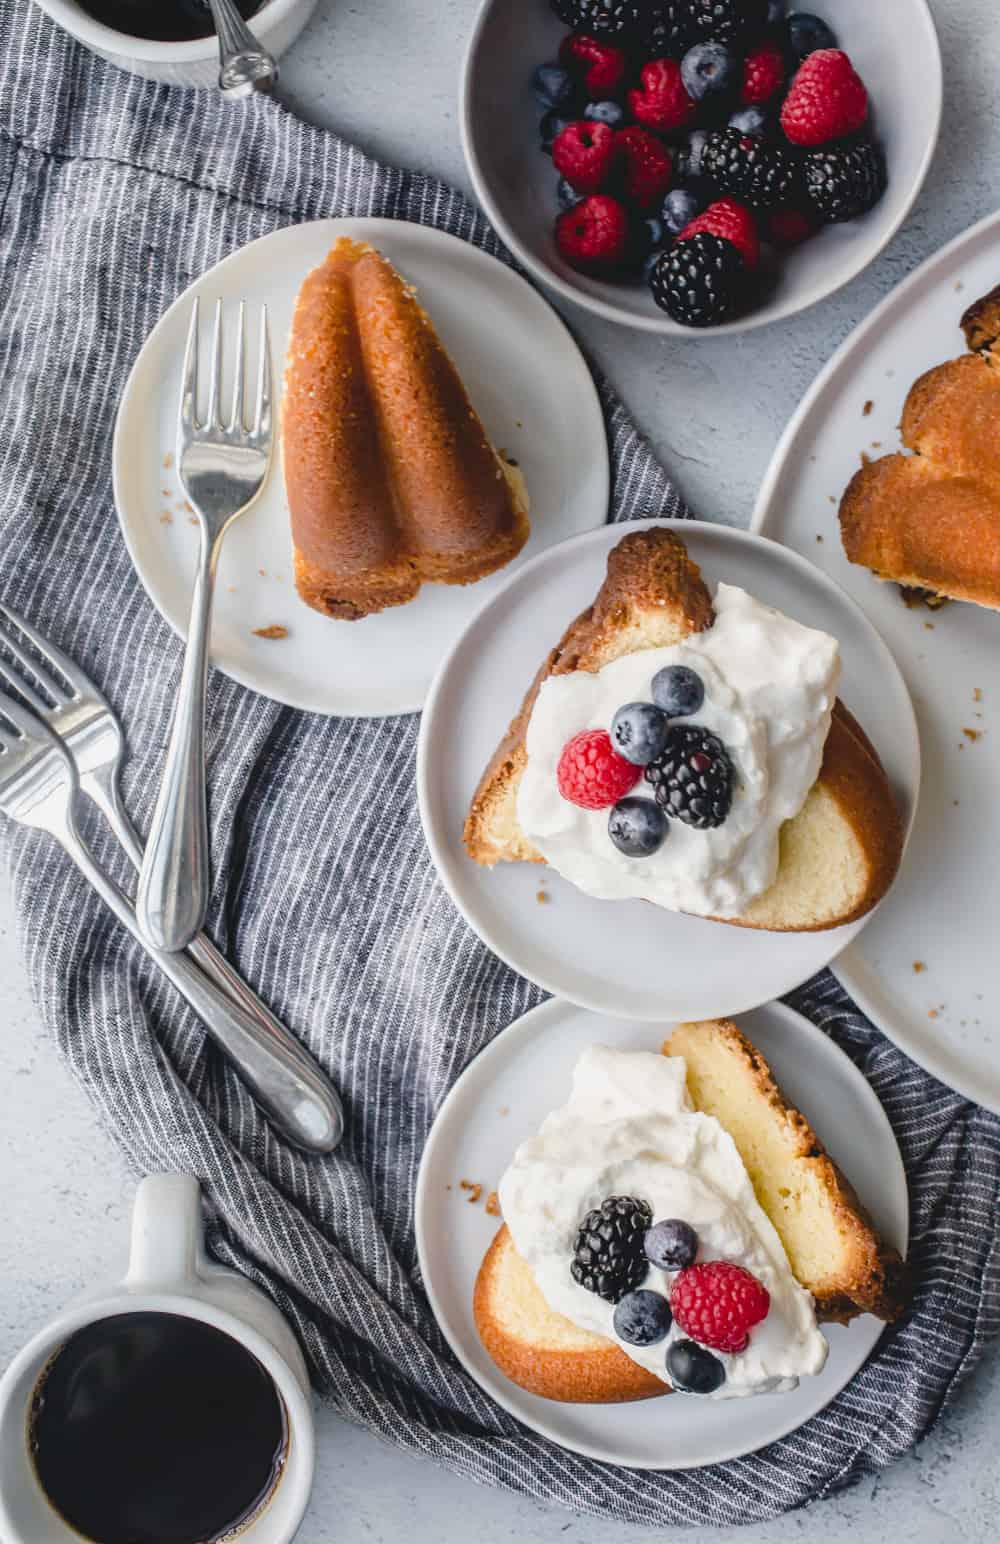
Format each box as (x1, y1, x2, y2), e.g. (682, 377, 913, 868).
(571, 1196, 653, 1303)
(550, 0, 648, 40)
(648, 233, 747, 327)
(702, 127, 801, 209)
(682, 0, 769, 45)
(641, 0, 690, 54)
(645, 723, 735, 827)
(803, 140, 886, 224)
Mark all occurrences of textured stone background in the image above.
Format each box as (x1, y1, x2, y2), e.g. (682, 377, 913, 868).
(2, 0, 998, 1538)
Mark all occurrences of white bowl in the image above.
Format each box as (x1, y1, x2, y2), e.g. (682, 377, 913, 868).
(31, 0, 318, 86)
(461, 0, 942, 335)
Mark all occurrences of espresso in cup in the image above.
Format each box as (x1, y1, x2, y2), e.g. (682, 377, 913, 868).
(29, 1311, 287, 1544)
(75, 0, 265, 43)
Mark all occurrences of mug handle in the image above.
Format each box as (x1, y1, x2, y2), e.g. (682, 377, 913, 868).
(126, 1173, 204, 1290)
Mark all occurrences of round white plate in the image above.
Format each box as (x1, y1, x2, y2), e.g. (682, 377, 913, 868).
(418, 518, 919, 1022)
(415, 997, 908, 1469)
(752, 209, 1000, 1111)
(113, 218, 609, 717)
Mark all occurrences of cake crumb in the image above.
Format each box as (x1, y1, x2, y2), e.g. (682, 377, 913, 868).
(163, 452, 174, 469)
(924, 622, 934, 631)
(485, 1191, 501, 1217)
(863, 400, 874, 416)
(459, 1180, 483, 1205)
(188, 516, 198, 526)
(871, 441, 882, 448)
(974, 687, 982, 702)
(182, 500, 194, 513)
(159, 512, 173, 524)
(963, 728, 982, 743)
(258, 568, 267, 578)
(816, 534, 824, 543)
(536, 889, 550, 904)
(227, 585, 238, 593)
(162, 488, 172, 497)
(913, 961, 926, 973)
(499, 1106, 509, 1117)
(253, 625, 288, 640)
(860, 451, 871, 467)
(955, 280, 965, 292)
(928, 1009, 939, 1020)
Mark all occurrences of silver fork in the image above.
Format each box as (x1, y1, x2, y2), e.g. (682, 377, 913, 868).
(137, 298, 272, 955)
(0, 608, 342, 1154)
(0, 685, 342, 1152)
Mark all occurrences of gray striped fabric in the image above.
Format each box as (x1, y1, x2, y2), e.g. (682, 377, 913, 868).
(1, 3, 998, 1527)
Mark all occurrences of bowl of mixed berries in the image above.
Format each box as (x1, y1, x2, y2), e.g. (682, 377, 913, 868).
(461, 0, 941, 332)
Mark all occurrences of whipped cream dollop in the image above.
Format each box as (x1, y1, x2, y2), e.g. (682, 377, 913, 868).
(516, 584, 841, 918)
(498, 1046, 829, 1400)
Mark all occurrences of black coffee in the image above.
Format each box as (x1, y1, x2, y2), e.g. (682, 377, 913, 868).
(29, 1311, 287, 1544)
(75, 0, 264, 43)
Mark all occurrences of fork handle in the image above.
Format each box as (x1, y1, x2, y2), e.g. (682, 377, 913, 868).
(56, 806, 342, 1153)
(137, 533, 215, 954)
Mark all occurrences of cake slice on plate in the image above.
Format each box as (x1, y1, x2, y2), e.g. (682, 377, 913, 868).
(464, 527, 903, 931)
(474, 1020, 908, 1404)
(282, 238, 530, 620)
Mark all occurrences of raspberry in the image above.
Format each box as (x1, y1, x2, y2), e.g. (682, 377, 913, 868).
(559, 31, 627, 96)
(670, 1261, 770, 1352)
(780, 49, 868, 147)
(556, 729, 640, 808)
(628, 58, 697, 133)
(741, 40, 784, 104)
(768, 206, 818, 247)
(678, 196, 759, 268)
(617, 126, 673, 212)
(552, 120, 620, 193)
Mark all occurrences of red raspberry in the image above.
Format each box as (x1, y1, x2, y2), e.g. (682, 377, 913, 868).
(678, 197, 760, 268)
(555, 195, 630, 273)
(559, 32, 627, 98)
(552, 120, 619, 193)
(768, 207, 818, 247)
(617, 127, 673, 212)
(741, 40, 785, 104)
(556, 729, 639, 808)
(670, 1261, 770, 1353)
(628, 58, 696, 134)
(780, 49, 869, 147)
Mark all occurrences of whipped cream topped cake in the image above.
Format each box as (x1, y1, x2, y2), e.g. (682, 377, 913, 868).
(465, 528, 903, 932)
(474, 1024, 909, 1405)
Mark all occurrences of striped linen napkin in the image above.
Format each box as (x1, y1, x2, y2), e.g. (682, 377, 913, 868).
(0, 2, 997, 1525)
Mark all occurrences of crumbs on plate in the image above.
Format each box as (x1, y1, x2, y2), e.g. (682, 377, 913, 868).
(485, 1192, 501, 1217)
(253, 625, 289, 640)
(459, 1180, 483, 1205)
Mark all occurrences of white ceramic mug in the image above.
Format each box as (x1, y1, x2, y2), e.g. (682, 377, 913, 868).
(0, 1173, 315, 1543)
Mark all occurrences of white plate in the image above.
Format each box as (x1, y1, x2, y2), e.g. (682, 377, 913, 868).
(418, 518, 919, 1022)
(752, 209, 1000, 1111)
(112, 218, 609, 717)
(415, 997, 908, 1469)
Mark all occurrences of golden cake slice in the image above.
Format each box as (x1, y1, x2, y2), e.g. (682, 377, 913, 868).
(838, 284, 1000, 609)
(282, 238, 529, 620)
(474, 1019, 908, 1404)
(464, 527, 903, 931)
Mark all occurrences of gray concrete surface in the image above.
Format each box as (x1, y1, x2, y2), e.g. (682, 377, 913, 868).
(3, 0, 999, 1538)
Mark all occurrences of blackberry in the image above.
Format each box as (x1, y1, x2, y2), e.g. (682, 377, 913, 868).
(571, 1196, 652, 1303)
(645, 723, 735, 827)
(682, 0, 769, 45)
(702, 127, 801, 209)
(550, 0, 648, 40)
(648, 234, 747, 327)
(642, 0, 690, 54)
(803, 141, 886, 223)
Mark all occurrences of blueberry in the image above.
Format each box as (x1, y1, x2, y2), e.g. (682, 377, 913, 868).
(613, 1289, 672, 1346)
(785, 12, 837, 60)
(675, 128, 711, 183)
(644, 1218, 699, 1271)
(661, 186, 704, 235)
(611, 702, 670, 765)
(728, 105, 773, 139)
(533, 62, 575, 112)
(539, 111, 572, 152)
(639, 215, 665, 253)
(608, 798, 668, 857)
(666, 1339, 726, 1395)
(556, 176, 579, 211)
(651, 665, 705, 718)
(766, 0, 785, 24)
(584, 99, 625, 128)
(681, 42, 740, 103)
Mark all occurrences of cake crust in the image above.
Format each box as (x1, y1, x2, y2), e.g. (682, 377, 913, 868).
(463, 527, 903, 930)
(282, 239, 529, 620)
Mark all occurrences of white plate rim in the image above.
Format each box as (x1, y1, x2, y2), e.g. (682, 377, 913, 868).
(750, 206, 1000, 1108)
(459, 0, 943, 338)
(417, 515, 921, 1021)
(111, 216, 610, 718)
(414, 994, 909, 1469)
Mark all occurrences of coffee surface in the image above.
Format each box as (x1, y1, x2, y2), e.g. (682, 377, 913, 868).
(75, 0, 263, 43)
(30, 1311, 287, 1544)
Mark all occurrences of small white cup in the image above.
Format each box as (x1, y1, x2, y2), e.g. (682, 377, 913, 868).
(0, 1173, 315, 1543)
(30, 0, 319, 87)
